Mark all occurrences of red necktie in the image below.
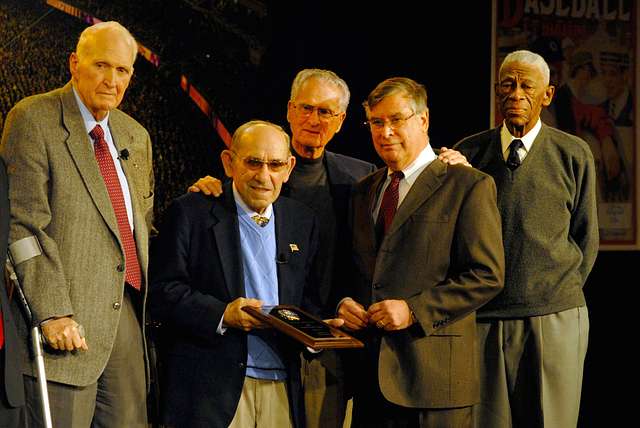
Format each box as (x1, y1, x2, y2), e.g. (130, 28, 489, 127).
(377, 171, 404, 234)
(90, 124, 142, 291)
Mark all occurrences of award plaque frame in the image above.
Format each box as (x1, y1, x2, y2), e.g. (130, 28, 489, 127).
(242, 304, 363, 350)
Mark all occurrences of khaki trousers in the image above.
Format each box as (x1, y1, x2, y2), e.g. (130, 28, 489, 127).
(228, 376, 293, 428)
(474, 306, 589, 428)
(302, 350, 351, 428)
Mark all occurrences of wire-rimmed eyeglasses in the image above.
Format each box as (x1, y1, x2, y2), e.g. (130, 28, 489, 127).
(230, 151, 290, 172)
(294, 103, 341, 120)
(364, 112, 416, 130)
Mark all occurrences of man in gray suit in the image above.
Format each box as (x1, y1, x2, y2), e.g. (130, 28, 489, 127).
(338, 77, 505, 427)
(1, 21, 153, 427)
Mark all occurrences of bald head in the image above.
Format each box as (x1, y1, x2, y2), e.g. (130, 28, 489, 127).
(76, 21, 138, 64)
(221, 120, 295, 213)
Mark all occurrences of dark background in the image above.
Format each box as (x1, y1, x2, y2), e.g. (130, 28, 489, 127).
(1, 1, 636, 425)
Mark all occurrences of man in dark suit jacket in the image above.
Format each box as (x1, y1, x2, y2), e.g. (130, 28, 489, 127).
(150, 120, 324, 428)
(338, 77, 505, 427)
(1, 22, 153, 427)
(0, 159, 24, 428)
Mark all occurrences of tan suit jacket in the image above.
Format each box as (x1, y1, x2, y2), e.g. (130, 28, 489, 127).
(350, 159, 504, 408)
(0, 82, 154, 386)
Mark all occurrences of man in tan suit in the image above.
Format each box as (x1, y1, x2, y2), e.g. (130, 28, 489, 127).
(0, 21, 153, 426)
(337, 77, 504, 427)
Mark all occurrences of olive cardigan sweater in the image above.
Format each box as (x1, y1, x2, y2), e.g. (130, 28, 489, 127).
(455, 123, 599, 318)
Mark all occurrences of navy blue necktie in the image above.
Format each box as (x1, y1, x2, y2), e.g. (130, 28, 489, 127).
(506, 139, 524, 170)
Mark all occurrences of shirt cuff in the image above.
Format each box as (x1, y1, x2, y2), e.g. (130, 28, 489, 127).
(336, 297, 354, 315)
(216, 314, 227, 335)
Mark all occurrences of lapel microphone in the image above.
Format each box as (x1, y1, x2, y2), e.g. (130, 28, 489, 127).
(118, 149, 129, 160)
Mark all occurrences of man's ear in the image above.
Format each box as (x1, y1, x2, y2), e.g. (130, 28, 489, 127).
(220, 150, 234, 178)
(286, 101, 295, 125)
(542, 85, 555, 107)
(334, 111, 347, 134)
(282, 156, 296, 183)
(69, 52, 78, 76)
(419, 108, 429, 134)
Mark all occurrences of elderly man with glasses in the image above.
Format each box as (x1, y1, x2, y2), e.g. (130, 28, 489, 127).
(149, 120, 327, 428)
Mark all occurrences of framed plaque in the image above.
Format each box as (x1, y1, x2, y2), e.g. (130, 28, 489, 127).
(242, 305, 364, 350)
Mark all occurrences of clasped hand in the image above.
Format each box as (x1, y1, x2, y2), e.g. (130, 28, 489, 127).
(41, 316, 88, 351)
(337, 298, 414, 331)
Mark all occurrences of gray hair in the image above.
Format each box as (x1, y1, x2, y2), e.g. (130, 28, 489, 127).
(290, 69, 350, 112)
(231, 120, 291, 152)
(77, 21, 138, 64)
(500, 50, 551, 86)
(363, 77, 428, 114)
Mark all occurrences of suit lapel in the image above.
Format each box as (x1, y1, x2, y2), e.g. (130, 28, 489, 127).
(386, 160, 446, 237)
(324, 152, 350, 184)
(358, 169, 387, 256)
(325, 152, 354, 222)
(109, 113, 149, 279)
(274, 200, 296, 305)
(61, 83, 120, 239)
(211, 186, 245, 299)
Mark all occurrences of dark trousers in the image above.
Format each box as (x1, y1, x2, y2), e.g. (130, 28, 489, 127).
(0, 350, 24, 428)
(350, 333, 472, 428)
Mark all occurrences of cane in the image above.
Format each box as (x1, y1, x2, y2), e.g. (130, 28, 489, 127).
(7, 236, 53, 428)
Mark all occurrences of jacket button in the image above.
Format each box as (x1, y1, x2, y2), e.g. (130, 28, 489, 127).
(113, 302, 121, 310)
(373, 283, 380, 289)
(117, 264, 125, 272)
(239, 362, 245, 368)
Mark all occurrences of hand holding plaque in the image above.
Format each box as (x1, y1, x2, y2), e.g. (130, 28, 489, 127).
(242, 305, 363, 350)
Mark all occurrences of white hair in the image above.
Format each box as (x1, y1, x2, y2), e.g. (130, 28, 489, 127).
(500, 50, 550, 85)
(290, 68, 350, 112)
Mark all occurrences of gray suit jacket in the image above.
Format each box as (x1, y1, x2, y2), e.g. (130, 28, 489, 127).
(0, 82, 154, 386)
(350, 159, 505, 408)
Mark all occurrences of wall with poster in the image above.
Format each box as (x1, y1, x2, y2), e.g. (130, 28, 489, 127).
(492, 0, 638, 249)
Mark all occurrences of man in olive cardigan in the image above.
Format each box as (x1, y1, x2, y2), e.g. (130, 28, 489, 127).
(454, 50, 598, 428)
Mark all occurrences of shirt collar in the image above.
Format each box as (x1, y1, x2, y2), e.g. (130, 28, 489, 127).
(232, 183, 273, 220)
(388, 144, 437, 185)
(72, 85, 109, 136)
(500, 118, 542, 155)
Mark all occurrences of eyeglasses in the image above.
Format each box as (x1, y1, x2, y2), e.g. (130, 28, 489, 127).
(294, 103, 341, 120)
(231, 151, 290, 172)
(365, 112, 416, 130)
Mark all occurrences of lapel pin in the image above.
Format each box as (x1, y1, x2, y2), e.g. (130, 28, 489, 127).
(289, 243, 299, 252)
